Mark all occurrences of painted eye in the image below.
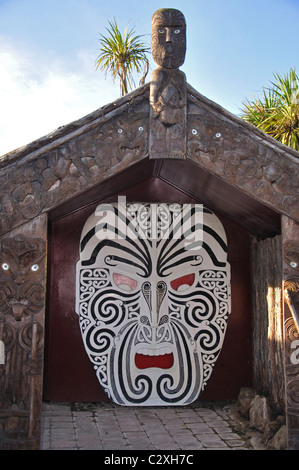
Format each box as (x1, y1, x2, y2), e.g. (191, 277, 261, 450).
(113, 273, 138, 291)
(170, 273, 195, 292)
(174, 29, 180, 34)
(31, 264, 39, 272)
(2, 263, 9, 271)
(158, 29, 165, 33)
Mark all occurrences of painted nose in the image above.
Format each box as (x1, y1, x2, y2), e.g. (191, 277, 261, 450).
(141, 281, 167, 327)
(156, 281, 167, 313)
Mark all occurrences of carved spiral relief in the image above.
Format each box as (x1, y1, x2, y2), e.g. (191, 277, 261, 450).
(0, 105, 149, 236)
(0, 234, 46, 448)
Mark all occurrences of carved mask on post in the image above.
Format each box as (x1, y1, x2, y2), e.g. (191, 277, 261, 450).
(151, 8, 186, 69)
(76, 202, 231, 406)
(0, 236, 45, 321)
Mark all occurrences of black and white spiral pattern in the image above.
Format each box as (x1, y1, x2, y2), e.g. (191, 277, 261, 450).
(76, 203, 230, 405)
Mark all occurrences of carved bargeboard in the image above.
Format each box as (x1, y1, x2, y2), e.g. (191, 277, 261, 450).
(282, 216, 299, 450)
(76, 202, 231, 406)
(0, 230, 46, 449)
(0, 100, 149, 237)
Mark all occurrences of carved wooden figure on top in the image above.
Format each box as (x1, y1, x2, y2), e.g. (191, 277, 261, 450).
(149, 8, 187, 159)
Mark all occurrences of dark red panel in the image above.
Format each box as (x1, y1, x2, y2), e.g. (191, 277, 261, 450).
(44, 178, 252, 402)
(200, 216, 253, 400)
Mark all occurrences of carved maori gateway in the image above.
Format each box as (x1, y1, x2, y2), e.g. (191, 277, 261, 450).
(0, 8, 298, 449)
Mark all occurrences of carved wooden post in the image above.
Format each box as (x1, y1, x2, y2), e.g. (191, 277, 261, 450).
(282, 215, 299, 450)
(149, 8, 187, 159)
(0, 214, 47, 450)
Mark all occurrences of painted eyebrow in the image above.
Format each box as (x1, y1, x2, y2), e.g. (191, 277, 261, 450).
(157, 222, 227, 276)
(81, 239, 152, 277)
(80, 206, 152, 269)
(80, 207, 154, 277)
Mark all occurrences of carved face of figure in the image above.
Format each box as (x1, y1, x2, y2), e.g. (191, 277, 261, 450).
(76, 202, 230, 406)
(151, 9, 186, 69)
(0, 236, 46, 321)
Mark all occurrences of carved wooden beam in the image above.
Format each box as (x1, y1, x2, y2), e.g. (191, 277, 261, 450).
(0, 95, 149, 238)
(0, 214, 47, 450)
(187, 85, 299, 223)
(282, 215, 299, 450)
(0, 79, 298, 238)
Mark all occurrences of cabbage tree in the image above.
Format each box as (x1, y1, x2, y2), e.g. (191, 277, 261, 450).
(96, 19, 150, 96)
(242, 68, 299, 151)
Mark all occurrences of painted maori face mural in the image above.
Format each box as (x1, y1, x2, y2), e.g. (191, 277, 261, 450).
(76, 202, 231, 406)
(151, 8, 186, 69)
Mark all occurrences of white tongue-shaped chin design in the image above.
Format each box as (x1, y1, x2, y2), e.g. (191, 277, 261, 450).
(76, 202, 231, 406)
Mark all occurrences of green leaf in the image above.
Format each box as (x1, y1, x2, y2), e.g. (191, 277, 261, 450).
(241, 68, 299, 151)
(95, 18, 150, 96)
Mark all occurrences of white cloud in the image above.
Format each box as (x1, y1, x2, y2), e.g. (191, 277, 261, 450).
(0, 47, 119, 156)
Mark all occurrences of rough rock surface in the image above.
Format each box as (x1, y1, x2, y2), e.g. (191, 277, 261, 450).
(267, 425, 287, 450)
(237, 387, 256, 418)
(237, 387, 287, 450)
(249, 395, 273, 432)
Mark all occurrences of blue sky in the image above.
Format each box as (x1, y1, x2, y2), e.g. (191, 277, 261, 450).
(0, 0, 298, 155)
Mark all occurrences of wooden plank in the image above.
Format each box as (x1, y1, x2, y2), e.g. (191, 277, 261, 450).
(0, 214, 47, 450)
(49, 158, 281, 238)
(251, 235, 284, 407)
(158, 159, 281, 238)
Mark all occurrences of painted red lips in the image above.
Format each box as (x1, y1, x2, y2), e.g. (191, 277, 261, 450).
(135, 352, 174, 369)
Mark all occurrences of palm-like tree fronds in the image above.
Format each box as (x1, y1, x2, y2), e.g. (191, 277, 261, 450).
(96, 19, 150, 96)
(242, 68, 299, 151)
